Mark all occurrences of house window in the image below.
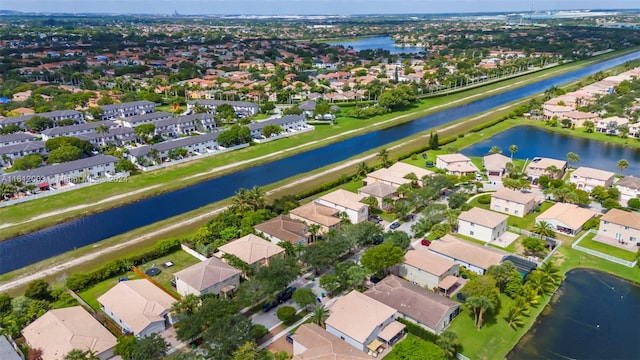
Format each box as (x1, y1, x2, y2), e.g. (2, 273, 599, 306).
(470, 231, 474, 236)
(470, 223, 475, 227)
(505, 208, 509, 212)
(624, 226, 629, 230)
(604, 221, 609, 225)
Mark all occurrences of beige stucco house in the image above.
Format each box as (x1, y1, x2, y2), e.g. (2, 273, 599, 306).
(289, 202, 341, 234)
(569, 166, 615, 191)
(428, 235, 507, 275)
(292, 324, 370, 360)
(457, 207, 509, 243)
(616, 176, 640, 202)
(535, 203, 597, 236)
(215, 234, 285, 267)
(316, 189, 368, 224)
(396, 250, 460, 293)
(436, 154, 478, 176)
(173, 257, 241, 297)
(254, 215, 309, 246)
(525, 157, 567, 179)
(490, 188, 540, 218)
(596, 209, 640, 250)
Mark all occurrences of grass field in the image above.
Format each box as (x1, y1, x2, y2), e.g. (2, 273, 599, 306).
(577, 232, 637, 262)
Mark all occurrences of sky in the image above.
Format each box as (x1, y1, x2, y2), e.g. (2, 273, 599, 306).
(1, 0, 639, 15)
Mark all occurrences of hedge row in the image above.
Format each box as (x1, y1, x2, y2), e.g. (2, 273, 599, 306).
(296, 173, 356, 201)
(65, 238, 181, 291)
(396, 317, 440, 343)
(470, 116, 508, 133)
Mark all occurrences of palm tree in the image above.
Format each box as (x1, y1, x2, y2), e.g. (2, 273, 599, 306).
(566, 152, 580, 168)
(508, 144, 518, 161)
(489, 145, 502, 154)
(466, 295, 494, 330)
(436, 331, 458, 360)
(308, 223, 320, 243)
(545, 165, 562, 179)
(377, 148, 390, 168)
(617, 159, 629, 174)
(23, 184, 37, 195)
(504, 307, 524, 330)
(147, 148, 160, 165)
(538, 260, 562, 286)
(532, 220, 555, 238)
(583, 120, 595, 133)
(309, 305, 329, 328)
(171, 294, 200, 317)
(232, 188, 252, 213)
(95, 124, 110, 135)
(355, 162, 368, 179)
(247, 186, 266, 211)
(404, 172, 419, 187)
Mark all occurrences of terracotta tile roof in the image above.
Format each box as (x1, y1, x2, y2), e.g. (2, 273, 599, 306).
(22, 306, 116, 360)
(292, 324, 370, 360)
(600, 208, 640, 230)
(318, 189, 366, 211)
(428, 235, 507, 270)
(325, 290, 396, 344)
(358, 182, 397, 198)
(491, 188, 538, 204)
(536, 203, 596, 230)
(216, 234, 285, 266)
(403, 250, 457, 276)
(290, 202, 341, 227)
(571, 167, 615, 181)
(174, 257, 240, 292)
(254, 215, 308, 244)
(458, 207, 508, 228)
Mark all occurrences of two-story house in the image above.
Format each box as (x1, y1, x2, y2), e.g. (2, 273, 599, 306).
(457, 207, 509, 243)
(490, 188, 540, 218)
(525, 157, 567, 179)
(174, 257, 241, 297)
(596, 209, 640, 250)
(569, 166, 615, 191)
(315, 189, 368, 224)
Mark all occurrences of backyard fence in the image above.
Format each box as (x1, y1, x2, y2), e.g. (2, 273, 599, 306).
(181, 243, 208, 261)
(457, 353, 471, 360)
(572, 230, 637, 268)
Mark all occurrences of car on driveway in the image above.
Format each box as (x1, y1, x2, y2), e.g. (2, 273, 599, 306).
(389, 221, 401, 230)
(421, 239, 431, 246)
(369, 215, 382, 223)
(278, 286, 296, 302)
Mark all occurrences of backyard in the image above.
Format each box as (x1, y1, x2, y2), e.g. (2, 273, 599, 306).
(575, 232, 637, 262)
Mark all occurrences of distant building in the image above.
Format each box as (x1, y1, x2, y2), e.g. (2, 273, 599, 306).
(187, 99, 259, 117)
(120, 112, 173, 128)
(569, 166, 615, 191)
(99, 100, 156, 121)
(616, 176, 640, 202)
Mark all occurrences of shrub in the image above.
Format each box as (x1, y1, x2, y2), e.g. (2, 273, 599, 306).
(477, 194, 491, 204)
(276, 306, 297, 325)
(396, 318, 440, 343)
(628, 198, 640, 210)
(582, 217, 599, 231)
(250, 324, 269, 340)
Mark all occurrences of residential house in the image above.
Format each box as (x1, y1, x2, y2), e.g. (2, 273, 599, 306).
(616, 176, 640, 201)
(596, 209, 640, 249)
(215, 234, 285, 267)
(40, 121, 117, 141)
(542, 104, 573, 119)
(364, 275, 460, 334)
(292, 324, 370, 360)
(396, 250, 461, 294)
(98, 279, 177, 337)
(22, 306, 116, 360)
(0, 141, 47, 165)
(569, 166, 616, 191)
(0, 335, 22, 360)
(0, 132, 35, 147)
(0, 110, 84, 129)
(596, 116, 629, 135)
(457, 207, 509, 243)
(254, 215, 309, 246)
(248, 115, 310, 139)
(364, 162, 433, 188)
(482, 153, 511, 176)
(289, 201, 342, 234)
(435, 154, 477, 176)
(525, 157, 567, 179)
(174, 257, 241, 297)
(428, 235, 508, 275)
(535, 203, 597, 236)
(76, 127, 137, 147)
(315, 189, 368, 224)
(358, 182, 397, 210)
(298, 100, 316, 119)
(325, 290, 401, 353)
(120, 112, 173, 128)
(187, 99, 259, 117)
(490, 188, 540, 218)
(0, 155, 118, 188)
(154, 113, 217, 136)
(99, 100, 156, 120)
(563, 111, 599, 128)
(127, 133, 220, 165)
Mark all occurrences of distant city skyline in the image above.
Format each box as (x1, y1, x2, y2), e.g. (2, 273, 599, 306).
(2, 0, 639, 15)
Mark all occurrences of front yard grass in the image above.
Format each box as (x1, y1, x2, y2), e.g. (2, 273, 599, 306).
(577, 232, 637, 262)
(507, 201, 553, 229)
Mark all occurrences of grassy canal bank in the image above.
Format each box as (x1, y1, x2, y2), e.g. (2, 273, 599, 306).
(1, 47, 638, 241)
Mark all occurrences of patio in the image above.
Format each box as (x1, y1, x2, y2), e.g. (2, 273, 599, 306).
(491, 231, 519, 248)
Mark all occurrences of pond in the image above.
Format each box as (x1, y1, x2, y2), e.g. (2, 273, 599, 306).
(328, 36, 424, 54)
(508, 269, 640, 359)
(462, 126, 640, 176)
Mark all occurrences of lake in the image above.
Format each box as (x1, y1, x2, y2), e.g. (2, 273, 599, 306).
(328, 36, 424, 54)
(508, 269, 640, 359)
(1, 51, 640, 274)
(462, 126, 640, 176)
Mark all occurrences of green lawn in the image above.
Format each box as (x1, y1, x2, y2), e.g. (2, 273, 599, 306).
(507, 201, 553, 229)
(449, 293, 551, 360)
(78, 250, 200, 309)
(383, 334, 440, 360)
(577, 232, 637, 262)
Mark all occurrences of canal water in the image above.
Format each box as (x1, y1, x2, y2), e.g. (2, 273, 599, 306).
(328, 36, 424, 54)
(508, 269, 640, 359)
(462, 126, 640, 175)
(1, 51, 640, 274)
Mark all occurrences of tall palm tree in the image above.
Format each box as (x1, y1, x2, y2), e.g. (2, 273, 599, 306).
(377, 148, 390, 168)
(308, 223, 320, 243)
(232, 188, 252, 213)
(538, 260, 562, 286)
(404, 172, 419, 187)
(436, 331, 458, 360)
(309, 305, 329, 328)
(466, 295, 494, 330)
(489, 146, 502, 154)
(355, 162, 369, 179)
(171, 294, 200, 317)
(248, 186, 266, 211)
(532, 220, 555, 238)
(505, 306, 524, 330)
(508, 144, 518, 161)
(617, 159, 629, 174)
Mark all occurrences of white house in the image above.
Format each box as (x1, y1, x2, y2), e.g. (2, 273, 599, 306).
(436, 154, 477, 176)
(315, 189, 368, 224)
(0, 132, 35, 146)
(40, 121, 118, 141)
(428, 235, 507, 275)
(98, 279, 178, 337)
(127, 133, 220, 164)
(0, 141, 47, 165)
(254, 215, 309, 246)
(490, 188, 540, 218)
(99, 100, 156, 120)
(596, 209, 640, 250)
(457, 207, 509, 243)
(154, 113, 217, 136)
(187, 99, 259, 117)
(569, 166, 615, 191)
(121, 112, 173, 128)
(615, 176, 640, 202)
(364, 162, 433, 188)
(247, 115, 310, 139)
(174, 257, 241, 297)
(397, 250, 460, 292)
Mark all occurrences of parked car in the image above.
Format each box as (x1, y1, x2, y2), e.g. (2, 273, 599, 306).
(369, 215, 382, 223)
(278, 286, 296, 303)
(421, 239, 431, 246)
(261, 300, 279, 312)
(389, 221, 401, 230)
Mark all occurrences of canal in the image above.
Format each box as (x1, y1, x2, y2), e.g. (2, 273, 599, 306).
(462, 126, 640, 175)
(1, 51, 640, 274)
(508, 269, 640, 359)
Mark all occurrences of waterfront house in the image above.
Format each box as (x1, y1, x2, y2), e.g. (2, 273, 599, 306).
(365, 275, 460, 335)
(490, 188, 540, 218)
(292, 324, 370, 360)
(595, 116, 630, 135)
(289, 202, 342, 234)
(127, 133, 220, 165)
(254, 215, 309, 246)
(563, 111, 599, 128)
(98, 279, 177, 337)
(435, 154, 477, 176)
(525, 157, 567, 179)
(616, 176, 640, 202)
(569, 166, 615, 191)
(358, 182, 397, 210)
(396, 250, 461, 293)
(215, 234, 285, 267)
(22, 306, 116, 360)
(315, 189, 368, 224)
(325, 290, 401, 353)
(542, 104, 573, 119)
(364, 162, 433, 188)
(535, 203, 596, 236)
(247, 115, 309, 139)
(428, 235, 507, 275)
(99, 100, 156, 121)
(482, 153, 511, 177)
(457, 207, 509, 243)
(596, 209, 640, 250)
(174, 257, 241, 297)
